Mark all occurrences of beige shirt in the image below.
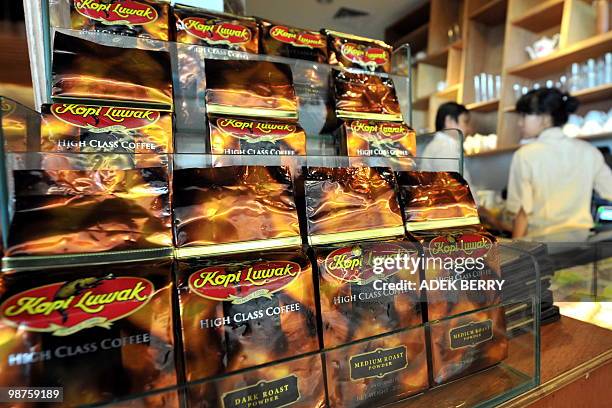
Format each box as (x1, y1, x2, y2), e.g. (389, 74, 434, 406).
(421, 131, 473, 185)
(507, 127, 612, 237)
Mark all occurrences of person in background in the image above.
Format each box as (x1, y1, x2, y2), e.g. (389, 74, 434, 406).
(422, 102, 474, 184)
(507, 88, 612, 238)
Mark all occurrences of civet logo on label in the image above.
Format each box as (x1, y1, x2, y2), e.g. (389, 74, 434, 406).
(350, 120, 408, 143)
(349, 346, 408, 381)
(340, 43, 389, 68)
(182, 17, 251, 44)
(0, 276, 154, 336)
(74, 0, 158, 26)
(324, 243, 415, 285)
(429, 234, 493, 258)
(221, 375, 300, 408)
(270, 26, 325, 49)
(217, 118, 297, 143)
(449, 320, 493, 349)
(51, 104, 160, 132)
(188, 261, 301, 304)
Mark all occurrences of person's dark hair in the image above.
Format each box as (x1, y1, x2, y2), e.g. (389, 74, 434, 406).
(515, 88, 579, 126)
(435, 102, 469, 131)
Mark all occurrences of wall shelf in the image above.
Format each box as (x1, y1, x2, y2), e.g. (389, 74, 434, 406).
(572, 83, 612, 105)
(470, 0, 507, 26)
(467, 99, 500, 112)
(506, 31, 612, 79)
(510, 0, 564, 32)
(466, 132, 612, 157)
(413, 95, 431, 111)
(394, 23, 429, 52)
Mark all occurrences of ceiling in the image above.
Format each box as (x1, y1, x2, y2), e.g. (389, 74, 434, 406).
(246, 0, 424, 40)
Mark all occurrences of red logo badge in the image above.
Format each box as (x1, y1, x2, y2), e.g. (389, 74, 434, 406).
(51, 104, 160, 132)
(325, 243, 416, 284)
(188, 261, 301, 304)
(429, 234, 493, 259)
(270, 26, 325, 49)
(0, 276, 154, 336)
(182, 17, 251, 44)
(216, 118, 296, 142)
(341, 43, 389, 68)
(74, 0, 158, 26)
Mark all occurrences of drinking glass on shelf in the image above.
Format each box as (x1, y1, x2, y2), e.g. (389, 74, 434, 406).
(597, 56, 606, 86)
(605, 53, 612, 84)
(513, 83, 522, 101)
(569, 62, 582, 92)
(557, 75, 568, 92)
(487, 74, 495, 100)
(474, 75, 481, 102)
(586, 58, 597, 88)
(480, 72, 488, 101)
(495, 75, 501, 99)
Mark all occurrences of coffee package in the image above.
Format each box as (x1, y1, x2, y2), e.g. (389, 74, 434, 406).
(188, 353, 326, 408)
(429, 305, 508, 385)
(303, 166, 404, 245)
(410, 225, 502, 321)
(396, 171, 480, 232)
(174, 5, 258, 53)
(5, 162, 172, 257)
(52, 32, 173, 108)
(204, 59, 298, 119)
(333, 69, 402, 121)
(259, 20, 327, 63)
(173, 166, 301, 257)
(324, 327, 428, 407)
(70, 0, 170, 41)
(176, 249, 319, 384)
(325, 30, 392, 73)
(41, 103, 173, 154)
(340, 119, 415, 157)
(312, 239, 422, 347)
(208, 115, 305, 156)
(0, 258, 178, 407)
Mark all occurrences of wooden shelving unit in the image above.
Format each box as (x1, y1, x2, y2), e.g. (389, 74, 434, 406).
(470, 0, 507, 25)
(506, 31, 612, 78)
(386, 0, 611, 151)
(572, 83, 612, 105)
(385, 0, 466, 132)
(467, 99, 500, 112)
(510, 0, 564, 32)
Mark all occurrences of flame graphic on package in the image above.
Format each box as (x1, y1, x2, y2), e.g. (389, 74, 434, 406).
(0, 275, 154, 336)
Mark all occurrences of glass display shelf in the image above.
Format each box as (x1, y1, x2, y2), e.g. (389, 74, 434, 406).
(79, 241, 540, 408)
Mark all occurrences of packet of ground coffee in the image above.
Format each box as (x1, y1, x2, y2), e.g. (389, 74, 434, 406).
(0, 257, 178, 407)
(70, 0, 170, 41)
(174, 5, 258, 53)
(176, 249, 319, 384)
(259, 20, 327, 63)
(325, 29, 392, 73)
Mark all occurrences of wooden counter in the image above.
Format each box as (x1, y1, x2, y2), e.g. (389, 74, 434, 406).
(391, 316, 611, 407)
(500, 316, 612, 408)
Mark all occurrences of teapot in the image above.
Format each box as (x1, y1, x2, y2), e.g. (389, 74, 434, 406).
(525, 34, 560, 59)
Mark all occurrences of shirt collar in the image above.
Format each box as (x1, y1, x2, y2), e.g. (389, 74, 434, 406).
(538, 127, 566, 142)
